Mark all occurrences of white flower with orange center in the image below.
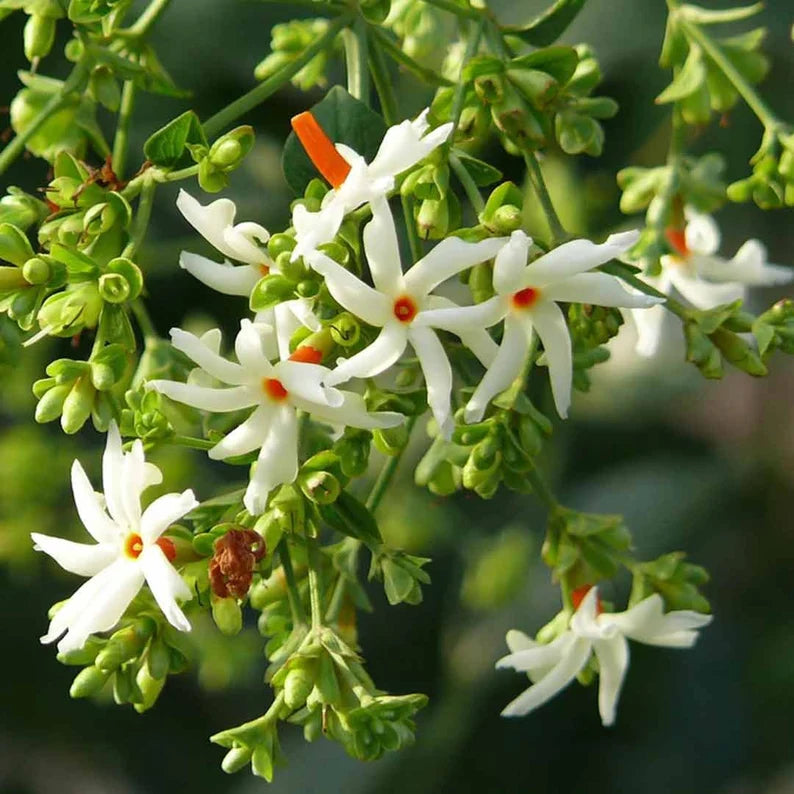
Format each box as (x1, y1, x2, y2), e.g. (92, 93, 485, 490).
(306, 197, 507, 437)
(631, 210, 793, 357)
(176, 190, 319, 358)
(416, 229, 661, 422)
(149, 319, 403, 515)
(289, 108, 453, 261)
(496, 586, 712, 726)
(31, 422, 198, 654)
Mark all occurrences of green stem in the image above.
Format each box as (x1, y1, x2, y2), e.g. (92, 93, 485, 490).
(306, 539, 324, 631)
(123, 177, 156, 259)
(450, 152, 484, 214)
(343, 16, 370, 102)
(130, 298, 158, 339)
(0, 61, 90, 177)
(680, 18, 780, 130)
(112, 80, 137, 181)
(202, 13, 353, 138)
(421, 0, 482, 21)
(366, 416, 418, 513)
(168, 434, 215, 451)
(279, 539, 309, 626)
(449, 18, 484, 132)
(129, 0, 174, 37)
(524, 151, 566, 245)
(368, 25, 453, 87)
(600, 262, 688, 317)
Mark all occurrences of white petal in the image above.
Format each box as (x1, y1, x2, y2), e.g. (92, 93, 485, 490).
(542, 272, 664, 308)
(593, 635, 629, 726)
(668, 268, 745, 309)
(179, 251, 260, 296)
(275, 361, 344, 408)
(505, 629, 536, 654)
(151, 381, 259, 413)
(499, 635, 592, 718)
(235, 319, 274, 376)
(496, 631, 572, 676)
(285, 297, 322, 332)
(224, 221, 271, 266)
(139, 490, 199, 544)
(404, 236, 507, 297)
(120, 440, 147, 528)
(363, 196, 404, 295)
(493, 230, 531, 294)
(101, 422, 126, 528)
(414, 295, 507, 333)
(51, 561, 144, 654)
(31, 532, 117, 577)
(324, 324, 408, 386)
(523, 231, 640, 287)
(139, 545, 192, 632)
(421, 295, 501, 367)
(70, 460, 119, 544)
(291, 202, 345, 262)
(409, 326, 454, 439)
(169, 327, 247, 385)
(684, 210, 720, 256)
(368, 112, 452, 180)
(602, 594, 712, 648)
(208, 403, 272, 461)
(695, 240, 793, 286)
(177, 190, 244, 262)
(465, 313, 531, 423)
(273, 302, 300, 362)
(309, 390, 404, 430)
(531, 300, 573, 419)
(631, 304, 667, 357)
(308, 251, 392, 327)
(244, 405, 299, 514)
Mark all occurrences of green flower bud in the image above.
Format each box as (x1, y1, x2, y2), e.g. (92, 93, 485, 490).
(57, 639, 104, 666)
(198, 159, 229, 193)
(209, 126, 255, 170)
(328, 313, 360, 347)
(96, 618, 156, 672)
(147, 638, 171, 680)
(0, 189, 48, 230)
(333, 429, 371, 477)
(491, 205, 522, 234)
(283, 660, 317, 709)
(61, 376, 96, 434)
(133, 664, 166, 713)
(250, 274, 295, 312)
(24, 14, 57, 61)
(222, 747, 253, 774)
(70, 665, 111, 698)
(298, 470, 341, 505)
(34, 383, 70, 423)
(106, 257, 143, 299)
(37, 283, 103, 337)
(372, 425, 410, 456)
(427, 459, 461, 496)
(64, 38, 84, 62)
(98, 272, 131, 304)
(0, 265, 27, 290)
(22, 256, 51, 285)
(267, 232, 296, 260)
(212, 595, 243, 636)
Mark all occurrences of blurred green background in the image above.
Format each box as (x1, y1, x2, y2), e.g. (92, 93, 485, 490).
(2, 1, 794, 792)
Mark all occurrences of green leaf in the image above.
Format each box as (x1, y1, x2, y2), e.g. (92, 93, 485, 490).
(510, 46, 579, 85)
(281, 86, 388, 195)
(655, 47, 706, 104)
(505, 0, 588, 48)
(678, 2, 763, 25)
(317, 489, 382, 546)
(143, 110, 207, 168)
(453, 151, 502, 186)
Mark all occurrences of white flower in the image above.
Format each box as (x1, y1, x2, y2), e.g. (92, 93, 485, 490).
(176, 190, 320, 359)
(631, 210, 793, 357)
(307, 197, 507, 437)
(149, 319, 403, 515)
(496, 587, 712, 726)
(31, 423, 198, 654)
(416, 229, 661, 422)
(289, 108, 453, 261)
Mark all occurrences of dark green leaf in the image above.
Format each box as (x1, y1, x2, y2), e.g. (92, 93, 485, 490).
(505, 0, 588, 48)
(143, 110, 207, 168)
(453, 151, 503, 186)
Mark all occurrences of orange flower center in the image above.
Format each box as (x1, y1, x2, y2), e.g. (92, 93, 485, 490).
(393, 295, 418, 323)
(124, 533, 177, 562)
(511, 287, 540, 309)
(571, 584, 603, 615)
(258, 264, 270, 277)
(291, 112, 352, 189)
(263, 377, 289, 401)
(665, 227, 689, 258)
(289, 345, 323, 364)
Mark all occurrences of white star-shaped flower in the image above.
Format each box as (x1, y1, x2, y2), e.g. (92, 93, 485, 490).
(631, 210, 793, 357)
(290, 108, 453, 261)
(149, 319, 403, 515)
(417, 229, 661, 422)
(496, 586, 712, 726)
(176, 190, 320, 359)
(307, 197, 507, 437)
(31, 422, 198, 654)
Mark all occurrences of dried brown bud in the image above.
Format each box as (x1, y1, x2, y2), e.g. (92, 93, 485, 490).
(208, 528, 266, 599)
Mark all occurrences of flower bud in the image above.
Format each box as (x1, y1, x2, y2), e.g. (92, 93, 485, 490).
(64, 37, 84, 62)
(133, 664, 166, 713)
(209, 126, 255, 170)
(61, 376, 95, 434)
(0, 266, 27, 290)
(329, 313, 360, 348)
(250, 274, 295, 312)
(70, 665, 111, 698)
(22, 256, 51, 285)
(98, 272, 130, 304)
(298, 470, 341, 504)
(283, 660, 317, 709)
(34, 382, 69, 423)
(212, 595, 243, 636)
(24, 13, 57, 61)
(0, 223, 35, 267)
(0, 189, 48, 231)
(198, 159, 229, 193)
(267, 232, 296, 261)
(372, 425, 409, 456)
(222, 747, 253, 774)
